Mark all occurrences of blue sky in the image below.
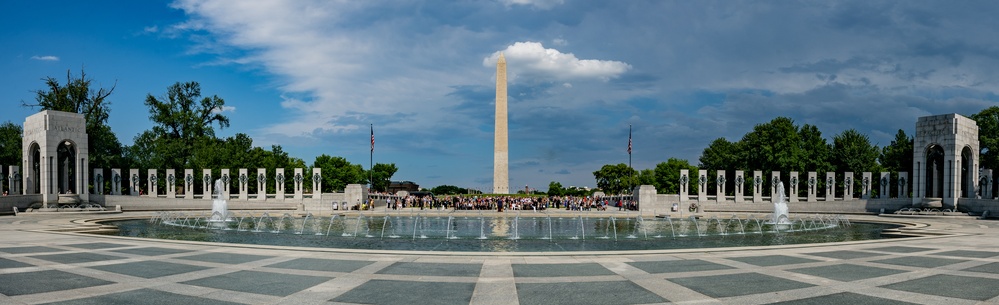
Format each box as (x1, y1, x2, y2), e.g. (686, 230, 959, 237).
(3, 1, 998, 192)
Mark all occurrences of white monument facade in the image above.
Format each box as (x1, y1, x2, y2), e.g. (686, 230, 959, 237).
(912, 114, 979, 208)
(21, 110, 89, 207)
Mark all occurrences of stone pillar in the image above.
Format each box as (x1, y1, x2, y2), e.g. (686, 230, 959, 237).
(862, 172, 872, 199)
(256, 168, 266, 200)
(679, 169, 689, 203)
(238, 169, 249, 201)
(275, 168, 285, 200)
(147, 169, 158, 198)
(221, 169, 230, 199)
(0, 166, 5, 195)
(166, 169, 176, 199)
(899, 171, 910, 199)
(752, 171, 763, 203)
(91, 168, 103, 195)
(979, 170, 991, 199)
(825, 172, 836, 201)
(636, 185, 657, 211)
(716, 170, 726, 203)
(789, 171, 799, 202)
(203, 169, 213, 200)
(294, 168, 304, 200)
(129, 169, 139, 196)
(184, 169, 194, 199)
(879, 172, 890, 198)
(807, 172, 817, 202)
(345, 184, 368, 209)
(696, 169, 707, 202)
(11, 166, 21, 195)
(843, 172, 854, 200)
(111, 168, 121, 195)
(771, 171, 781, 203)
(734, 170, 745, 203)
(312, 167, 322, 198)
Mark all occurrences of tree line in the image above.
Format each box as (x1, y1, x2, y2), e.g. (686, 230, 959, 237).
(0, 69, 396, 194)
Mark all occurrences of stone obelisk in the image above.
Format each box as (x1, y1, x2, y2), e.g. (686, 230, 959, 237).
(493, 53, 509, 194)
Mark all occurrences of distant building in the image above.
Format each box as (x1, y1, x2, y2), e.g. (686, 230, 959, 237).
(388, 181, 419, 194)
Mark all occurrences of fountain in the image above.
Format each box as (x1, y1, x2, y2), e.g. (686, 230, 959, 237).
(768, 182, 792, 228)
(207, 179, 231, 227)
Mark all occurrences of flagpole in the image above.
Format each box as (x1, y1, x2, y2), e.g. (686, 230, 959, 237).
(629, 124, 633, 197)
(370, 124, 374, 192)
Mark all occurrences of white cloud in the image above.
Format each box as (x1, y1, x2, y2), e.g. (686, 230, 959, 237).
(144, 25, 159, 33)
(30, 55, 59, 61)
(212, 105, 236, 114)
(499, 0, 564, 9)
(483, 42, 631, 81)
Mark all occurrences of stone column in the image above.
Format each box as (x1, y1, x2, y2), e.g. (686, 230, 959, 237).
(345, 184, 368, 208)
(111, 168, 121, 195)
(843, 172, 854, 200)
(734, 170, 745, 203)
(807, 172, 817, 202)
(899, 171, 910, 199)
(147, 169, 158, 198)
(716, 170, 726, 203)
(825, 172, 836, 201)
(0, 165, 5, 195)
(679, 169, 689, 203)
(275, 168, 285, 200)
(312, 168, 322, 198)
(880, 172, 890, 198)
(129, 169, 140, 196)
(862, 172, 872, 199)
(697, 169, 707, 202)
(221, 169, 230, 199)
(11, 166, 21, 195)
(184, 169, 194, 199)
(238, 168, 249, 201)
(771, 171, 781, 203)
(980, 170, 991, 199)
(203, 169, 213, 200)
(294, 168, 304, 200)
(256, 168, 266, 200)
(752, 171, 763, 203)
(636, 185, 657, 211)
(90, 168, 102, 195)
(789, 171, 799, 202)
(166, 169, 176, 199)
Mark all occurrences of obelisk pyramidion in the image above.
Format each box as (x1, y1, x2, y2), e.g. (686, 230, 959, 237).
(493, 53, 509, 194)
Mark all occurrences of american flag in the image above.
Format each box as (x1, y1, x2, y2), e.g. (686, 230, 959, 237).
(628, 125, 632, 155)
(370, 124, 374, 152)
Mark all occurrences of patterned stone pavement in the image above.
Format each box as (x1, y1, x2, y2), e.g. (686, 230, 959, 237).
(0, 213, 997, 304)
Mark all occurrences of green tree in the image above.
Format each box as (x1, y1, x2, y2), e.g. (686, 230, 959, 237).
(0, 122, 22, 168)
(831, 129, 880, 173)
(547, 181, 564, 196)
(313, 154, 366, 192)
(132, 81, 230, 170)
(740, 117, 805, 172)
(973, 106, 999, 171)
(593, 163, 637, 194)
(699, 137, 741, 170)
(653, 158, 699, 194)
(430, 185, 464, 195)
(880, 129, 913, 173)
(369, 163, 398, 192)
(799, 124, 832, 172)
(23, 69, 123, 169)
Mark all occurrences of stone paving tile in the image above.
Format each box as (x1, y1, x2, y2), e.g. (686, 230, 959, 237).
(264, 257, 373, 273)
(870, 256, 968, 268)
(962, 262, 999, 274)
(726, 254, 821, 267)
(864, 246, 936, 253)
(375, 262, 482, 277)
(64, 242, 132, 250)
(512, 262, 616, 277)
(0, 270, 114, 296)
(0, 257, 33, 269)
(39, 288, 246, 305)
(787, 263, 908, 282)
(768, 292, 919, 305)
(626, 259, 734, 274)
(801, 250, 888, 260)
(516, 280, 666, 305)
(668, 272, 815, 298)
(331, 279, 475, 305)
(881, 274, 999, 301)
(89, 260, 212, 278)
(180, 270, 332, 297)
(175, 252, 273, 264)
(29, 253, 127, 264)
(0, 246, 64, 254)
(109, 247, 193, 256)
(932, 250, 999, 258)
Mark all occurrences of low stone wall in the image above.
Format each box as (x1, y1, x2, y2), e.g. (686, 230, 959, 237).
(956, 198, 999, 214)
(641, 195, 914, 215)
(0, 195, 43, 214)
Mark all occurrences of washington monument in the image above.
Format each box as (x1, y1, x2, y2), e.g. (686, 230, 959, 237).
(493, 53, 509, 194)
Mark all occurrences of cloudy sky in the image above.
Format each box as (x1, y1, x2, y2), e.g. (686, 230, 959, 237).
(2, 1, 998, 192)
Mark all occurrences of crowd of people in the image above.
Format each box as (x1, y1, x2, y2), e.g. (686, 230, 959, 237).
(381, 194, 638, 212)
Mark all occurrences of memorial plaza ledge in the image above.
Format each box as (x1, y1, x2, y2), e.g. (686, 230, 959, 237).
(0, 209, 998, 304)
